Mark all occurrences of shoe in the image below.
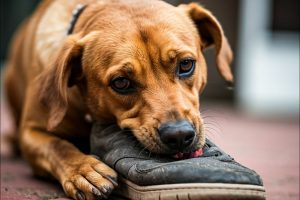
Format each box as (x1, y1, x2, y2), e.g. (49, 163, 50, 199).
(90, 123, 266, 200)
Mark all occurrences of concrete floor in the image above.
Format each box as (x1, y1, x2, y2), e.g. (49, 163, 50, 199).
(1, 103, 299, 200)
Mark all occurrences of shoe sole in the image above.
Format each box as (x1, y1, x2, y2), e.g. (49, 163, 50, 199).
(114, 177, 266, 200)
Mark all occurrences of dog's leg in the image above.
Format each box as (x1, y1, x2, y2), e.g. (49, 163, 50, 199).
(20, 127, 117, 200)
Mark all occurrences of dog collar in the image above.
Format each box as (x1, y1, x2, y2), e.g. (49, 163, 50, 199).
(66, 4, 87, 35)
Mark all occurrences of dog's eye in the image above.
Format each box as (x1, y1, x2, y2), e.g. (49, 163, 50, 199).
(110, 77, 135, 94)
(177, 59, 195, 78)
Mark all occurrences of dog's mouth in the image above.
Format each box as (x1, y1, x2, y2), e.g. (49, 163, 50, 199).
(172, 148, 203, 160)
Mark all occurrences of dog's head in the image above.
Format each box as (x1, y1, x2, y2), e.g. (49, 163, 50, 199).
(40, 0, 233, 155)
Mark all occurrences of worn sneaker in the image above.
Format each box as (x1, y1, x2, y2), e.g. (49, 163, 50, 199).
(90, 123, 266, 200)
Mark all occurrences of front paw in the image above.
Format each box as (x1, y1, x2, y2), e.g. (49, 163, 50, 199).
(61, 155, 117, 200)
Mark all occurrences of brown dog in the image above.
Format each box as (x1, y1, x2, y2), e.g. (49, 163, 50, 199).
(4, 0, 233, 199)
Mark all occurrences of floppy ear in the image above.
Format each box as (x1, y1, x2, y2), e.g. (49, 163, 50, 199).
(179, 3, 234, 83)
(38, 34, 85, 131)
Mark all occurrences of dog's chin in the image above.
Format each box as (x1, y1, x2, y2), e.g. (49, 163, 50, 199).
(143, 137, 204, 158)
(168, 140, 205, 160)
(170, 139, 201, 153)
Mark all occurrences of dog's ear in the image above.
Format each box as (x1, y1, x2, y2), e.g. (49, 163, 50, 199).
(179, 3, 234, 83)
(38, 34, 86, 131)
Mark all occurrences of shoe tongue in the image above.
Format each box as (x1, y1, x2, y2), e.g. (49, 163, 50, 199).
(173, 149, 203, 160)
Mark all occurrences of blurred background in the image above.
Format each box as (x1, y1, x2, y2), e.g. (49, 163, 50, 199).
(0, 0, 299, 200)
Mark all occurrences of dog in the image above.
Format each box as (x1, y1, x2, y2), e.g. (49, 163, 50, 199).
(4, 0, 233, 199)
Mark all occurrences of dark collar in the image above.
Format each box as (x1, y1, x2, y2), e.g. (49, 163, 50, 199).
(66, 4, 87, 35)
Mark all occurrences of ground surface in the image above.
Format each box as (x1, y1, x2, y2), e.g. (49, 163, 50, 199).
(1, 103, 299, 200)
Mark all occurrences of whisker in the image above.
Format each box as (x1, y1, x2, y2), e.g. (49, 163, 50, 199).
(138, 142, 153, 157)
(204, 122, 223, 133)
(204, 126, 221, 134)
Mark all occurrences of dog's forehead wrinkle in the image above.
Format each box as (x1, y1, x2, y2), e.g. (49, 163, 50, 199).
(139, 30, 197, 65)
(81, 9, 199, 77)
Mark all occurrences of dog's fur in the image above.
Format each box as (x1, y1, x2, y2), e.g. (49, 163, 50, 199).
(4, 0, 233, 199)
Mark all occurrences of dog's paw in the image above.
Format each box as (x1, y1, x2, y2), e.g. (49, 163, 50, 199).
(61, 155, 117, 200)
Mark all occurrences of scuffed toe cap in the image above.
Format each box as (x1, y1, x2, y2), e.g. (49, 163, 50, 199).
(90, 123, 264, 187)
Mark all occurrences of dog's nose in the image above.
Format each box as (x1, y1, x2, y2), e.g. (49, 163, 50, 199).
(158, 121, 195, 150)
